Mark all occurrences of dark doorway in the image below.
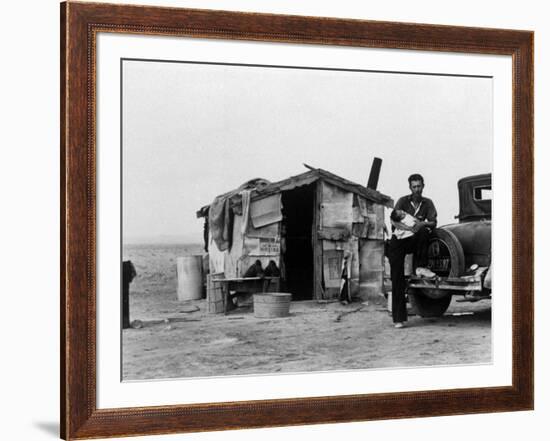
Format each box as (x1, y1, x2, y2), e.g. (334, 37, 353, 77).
(281, 184, 315, 300)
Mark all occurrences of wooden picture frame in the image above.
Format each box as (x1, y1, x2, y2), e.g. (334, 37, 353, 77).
(61, 1, 534, 439)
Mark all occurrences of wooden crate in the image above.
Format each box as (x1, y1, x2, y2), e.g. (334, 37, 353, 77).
(206, 273, 225, 314)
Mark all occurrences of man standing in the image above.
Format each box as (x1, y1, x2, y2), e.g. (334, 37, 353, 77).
(122, 260, 137, 329)
(389, 174, 437, 328)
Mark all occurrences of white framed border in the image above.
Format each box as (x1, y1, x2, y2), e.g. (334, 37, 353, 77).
(96, 33, 512, 409)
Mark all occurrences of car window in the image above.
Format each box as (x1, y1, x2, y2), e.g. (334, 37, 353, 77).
(473, 185, 492, 201)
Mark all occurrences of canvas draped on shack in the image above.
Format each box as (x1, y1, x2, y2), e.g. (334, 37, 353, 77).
(207, 182, 282, 278)
(208, 195, 234, 252)
(208, 178, 270, 252)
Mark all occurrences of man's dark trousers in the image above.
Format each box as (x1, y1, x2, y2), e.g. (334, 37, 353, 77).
(388, 226, 430, 323)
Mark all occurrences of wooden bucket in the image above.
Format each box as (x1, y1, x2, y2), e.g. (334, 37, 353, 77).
(253, 292, 292, 318)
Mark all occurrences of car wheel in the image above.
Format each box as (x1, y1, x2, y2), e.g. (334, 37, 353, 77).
(408, 288, 452, 317)
(428, 229, 465, 277)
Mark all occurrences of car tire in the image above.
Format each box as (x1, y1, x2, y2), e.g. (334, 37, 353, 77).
(430, 229, 465, 277)
(408, 288, 452, 317)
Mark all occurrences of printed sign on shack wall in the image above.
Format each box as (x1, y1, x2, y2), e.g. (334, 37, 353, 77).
(245, 237, 281, 256)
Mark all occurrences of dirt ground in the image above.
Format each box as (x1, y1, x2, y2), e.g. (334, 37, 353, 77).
(123, 292, 491, 381)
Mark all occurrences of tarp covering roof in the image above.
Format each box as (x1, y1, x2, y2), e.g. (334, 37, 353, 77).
(197, 166, 393, 218)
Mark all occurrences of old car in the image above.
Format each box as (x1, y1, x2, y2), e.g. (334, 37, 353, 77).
(407, 173, 492, 317)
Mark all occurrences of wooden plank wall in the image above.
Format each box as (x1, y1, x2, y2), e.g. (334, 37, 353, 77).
(313, 181, 324, 300)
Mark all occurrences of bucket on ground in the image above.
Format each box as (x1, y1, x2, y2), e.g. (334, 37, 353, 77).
(176, 255, 203, 301)
(253, 292, 292, 318)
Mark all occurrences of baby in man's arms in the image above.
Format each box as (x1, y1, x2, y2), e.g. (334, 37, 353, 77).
(389, 209, 436, 278)
(390, 209, 418, 240)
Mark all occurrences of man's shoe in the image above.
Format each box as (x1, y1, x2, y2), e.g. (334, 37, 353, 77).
(394, 322, 405, 329)
(415, 267, 436, 278)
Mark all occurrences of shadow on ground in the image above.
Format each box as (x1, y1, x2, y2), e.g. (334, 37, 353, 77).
(34, 421, 59, 437)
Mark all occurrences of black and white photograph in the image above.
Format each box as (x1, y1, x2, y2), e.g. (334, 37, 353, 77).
(121, 58, 493, 381)
(2, 0, 547, 440)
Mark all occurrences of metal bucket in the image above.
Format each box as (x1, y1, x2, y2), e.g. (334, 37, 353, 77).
(176, 256, 203, 301)
(253, 292, 292, 318)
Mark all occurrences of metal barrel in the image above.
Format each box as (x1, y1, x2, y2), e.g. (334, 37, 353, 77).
(176, 256, 203, 301)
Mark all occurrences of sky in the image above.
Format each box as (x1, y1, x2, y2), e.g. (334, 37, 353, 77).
(122, 59, 492, 244)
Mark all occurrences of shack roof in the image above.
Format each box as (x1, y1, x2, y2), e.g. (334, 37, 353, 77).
(197, 166, 393, 218)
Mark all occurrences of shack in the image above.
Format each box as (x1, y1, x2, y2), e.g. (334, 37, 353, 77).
(196, 166, 393, 303)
